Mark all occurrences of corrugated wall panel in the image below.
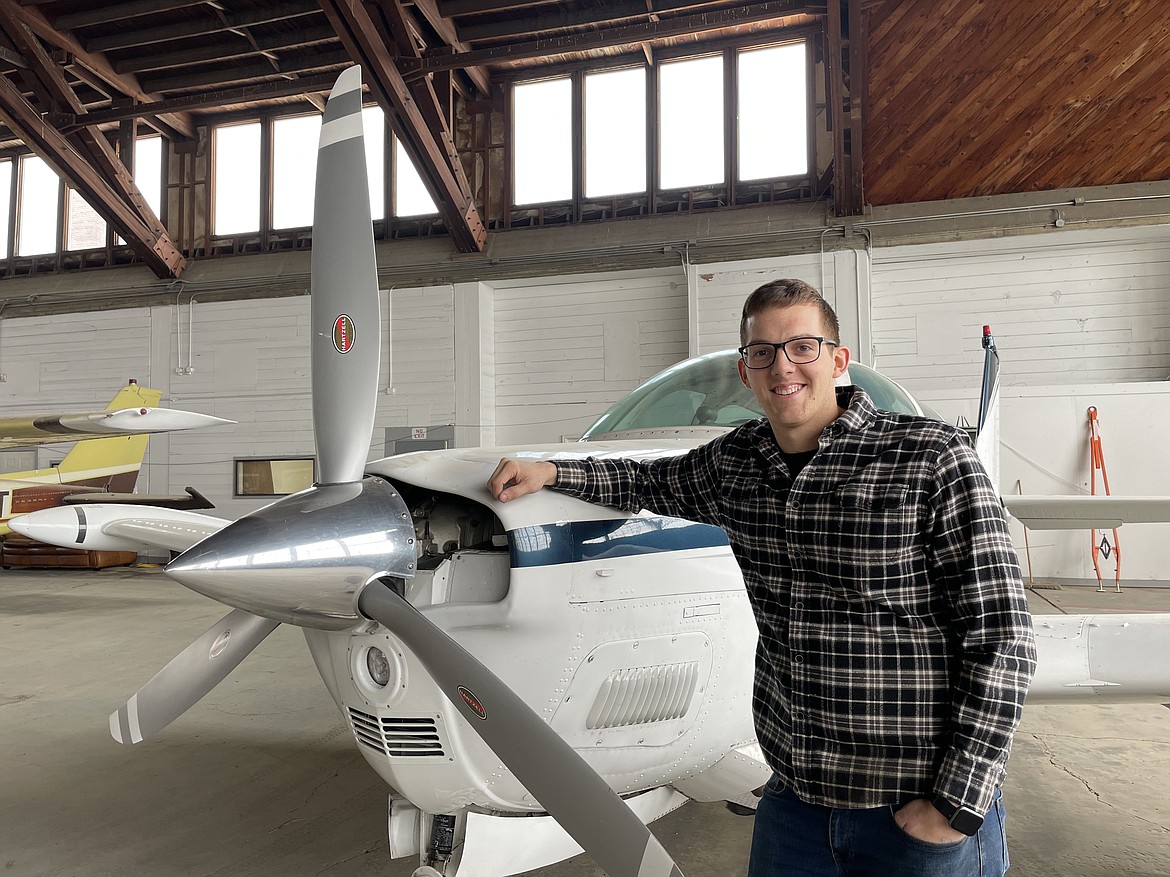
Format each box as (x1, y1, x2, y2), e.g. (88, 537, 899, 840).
(870, 226, 1170, 418)
(493, 271, 689, 444)
(693, 253, 840, 354)
(0, 310, 156, 406)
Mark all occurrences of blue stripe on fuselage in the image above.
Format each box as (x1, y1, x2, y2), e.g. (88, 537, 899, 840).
(507, 517, 729, 568)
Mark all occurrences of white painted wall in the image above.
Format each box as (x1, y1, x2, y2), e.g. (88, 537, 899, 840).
(999, 382, 1170, 583)
(868, 224, 1170, 425)
(491, 268, 690, 444)
(2, 221, 1169, 581)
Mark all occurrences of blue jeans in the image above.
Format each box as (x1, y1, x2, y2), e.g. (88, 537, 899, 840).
(747, 777, 1010, 877)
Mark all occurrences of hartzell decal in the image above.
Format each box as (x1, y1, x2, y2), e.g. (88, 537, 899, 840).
(333, 314, 355, 353)
(457, 686, 487, 720)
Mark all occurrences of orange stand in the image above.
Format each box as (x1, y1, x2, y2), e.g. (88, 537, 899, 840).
(1088, 406, 1121, 592)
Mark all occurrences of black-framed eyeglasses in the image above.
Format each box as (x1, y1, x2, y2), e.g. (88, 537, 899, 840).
(738, 336, 838, 369)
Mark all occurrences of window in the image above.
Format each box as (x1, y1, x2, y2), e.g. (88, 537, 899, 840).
(0, 160, 11, 259)
(738, 42, 807, 180)
(135, 136, 163, 217)
(394, 137, 437, 217)
(234, 457, 315, 497)
(273, 114, 321, 229)
(512, 77, 572, 205)
(659, 55, 724, 189)
(507, 39, 810, 219)
(213, 121, 261, 235)
(65, 188, 106, 250)
(17, 155, 60, 256)
(362, 106, 386, 221)
(584, 67, 646, 198)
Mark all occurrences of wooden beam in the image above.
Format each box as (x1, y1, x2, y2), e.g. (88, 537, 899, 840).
(61, 74, 343, 125)
(54, 0, 210, 31)
(452, 0, 714, 42)
(438, 0, 548, 15)
(826, 0, 863, 215)
(409, 0, 491, 96)
(0, 0, 196, 140)
(83, 1, 319, 53)
(0, 45, 27, 70)
(139, 48, 351, 93)
(320, 0, 485, 252)
(113, 22, 339, 74)
(408, 2, 818, 73)
(0, 75, 185, 277)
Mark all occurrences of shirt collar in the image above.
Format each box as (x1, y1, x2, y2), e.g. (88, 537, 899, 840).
(824, 386, 877, 440)
(746, 386, 876, 459)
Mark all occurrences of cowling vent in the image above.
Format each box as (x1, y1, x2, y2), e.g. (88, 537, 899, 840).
(586, 661, 700, 729)
(348, 708, 445, 758)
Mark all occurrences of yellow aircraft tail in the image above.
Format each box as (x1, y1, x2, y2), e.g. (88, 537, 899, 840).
(54, 383, 163, 483)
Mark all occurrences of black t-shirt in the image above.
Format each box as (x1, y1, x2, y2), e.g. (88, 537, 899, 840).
(778, 448, 816, 478)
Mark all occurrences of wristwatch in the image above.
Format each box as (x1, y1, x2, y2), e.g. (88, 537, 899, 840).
(931, 795, 984, 836)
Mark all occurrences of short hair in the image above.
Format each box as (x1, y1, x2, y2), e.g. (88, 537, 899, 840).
(739, 278, 841, 346)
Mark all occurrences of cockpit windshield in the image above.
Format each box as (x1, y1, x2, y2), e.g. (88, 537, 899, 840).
(580, 349, 935, 440)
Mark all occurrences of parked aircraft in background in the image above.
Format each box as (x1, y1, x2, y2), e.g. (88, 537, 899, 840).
(0, 381, 233, 534)
(12, 68, 1170, 877)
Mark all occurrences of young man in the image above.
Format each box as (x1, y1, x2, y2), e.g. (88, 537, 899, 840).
(488, 278, 1036, 876)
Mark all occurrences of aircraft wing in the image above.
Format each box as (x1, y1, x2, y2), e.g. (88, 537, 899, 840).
(63, 486, 216, 511)
(9, 505, 231, 553)
(0, 407, 235, 448)
(1004, 495, 1170, 529)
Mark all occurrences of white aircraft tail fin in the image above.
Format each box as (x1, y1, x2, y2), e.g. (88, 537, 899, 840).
(974, 325, 1001, 493)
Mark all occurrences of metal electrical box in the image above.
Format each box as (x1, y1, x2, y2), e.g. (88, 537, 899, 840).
(383, 424, 454, 456)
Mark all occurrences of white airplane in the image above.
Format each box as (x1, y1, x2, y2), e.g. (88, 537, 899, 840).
(0, 381, 234, 534)
(13, 68, 1170, 877)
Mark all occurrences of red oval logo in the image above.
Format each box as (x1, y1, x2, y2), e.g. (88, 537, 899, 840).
(457, 686, 487, 720)
(333, 315, 355, 353)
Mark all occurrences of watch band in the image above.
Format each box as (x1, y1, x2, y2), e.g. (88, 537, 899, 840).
(931, 794, 984, 836)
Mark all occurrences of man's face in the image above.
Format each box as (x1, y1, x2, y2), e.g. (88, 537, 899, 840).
(737, 303, 851, 449)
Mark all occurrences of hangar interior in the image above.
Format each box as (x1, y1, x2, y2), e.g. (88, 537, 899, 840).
(1, 2, 1168, 876)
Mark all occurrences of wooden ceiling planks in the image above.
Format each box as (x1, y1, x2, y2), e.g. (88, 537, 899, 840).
(864, 0, 1170, 205)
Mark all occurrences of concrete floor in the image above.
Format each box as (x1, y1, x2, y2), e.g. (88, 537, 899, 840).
(1, 566, 1167, 877)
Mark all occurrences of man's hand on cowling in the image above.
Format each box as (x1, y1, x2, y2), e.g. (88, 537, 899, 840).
(488, 458, 558, 503)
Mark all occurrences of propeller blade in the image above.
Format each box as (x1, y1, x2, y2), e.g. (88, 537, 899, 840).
(311, 64, 381, 486)
(357, 581, 685, 877)
(109, 609, 280, 745)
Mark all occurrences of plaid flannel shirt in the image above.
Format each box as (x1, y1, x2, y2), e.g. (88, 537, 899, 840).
(552, 386, 1036, 815)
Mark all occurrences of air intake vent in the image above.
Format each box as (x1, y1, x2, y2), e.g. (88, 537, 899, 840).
(348, 708, 445, 758)
(586, 662, 700, 730)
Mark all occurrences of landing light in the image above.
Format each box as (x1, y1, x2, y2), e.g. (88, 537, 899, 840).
(367, 647, 392, 687)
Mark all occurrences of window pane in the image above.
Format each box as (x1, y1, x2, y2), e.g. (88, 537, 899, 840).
(363, 106, 385, 221)
(394, 137, 438, 217)
(65, 188, 106, 250)
(659, 56, 724, 189)
(135, 136, 163, 217)
(0, 160, 11, 259)
(273, 114, 320, 229)
(739, 42, 807, 181)
(585, 67, 646, 198)
(213, 121, 260, 235)
(235, 457, 315, 496)
(513, 77, 571, 204)
(17, 155, 59, 256)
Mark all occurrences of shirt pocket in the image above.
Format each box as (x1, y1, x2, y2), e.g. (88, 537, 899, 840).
(836, 481, 908, 511)
(824, 480, 919, 571)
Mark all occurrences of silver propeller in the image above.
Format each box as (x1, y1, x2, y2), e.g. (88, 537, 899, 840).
(110, 609, 279, 744)
(108, 66, 400, 744)
(309, 64, 380, 485)
(113, 65, 685, 877)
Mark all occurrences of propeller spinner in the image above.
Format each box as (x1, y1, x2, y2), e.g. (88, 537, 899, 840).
(118, 65, 687, 877)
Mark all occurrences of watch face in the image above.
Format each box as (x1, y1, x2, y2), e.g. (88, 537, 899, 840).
(951, 807, 984, 836)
